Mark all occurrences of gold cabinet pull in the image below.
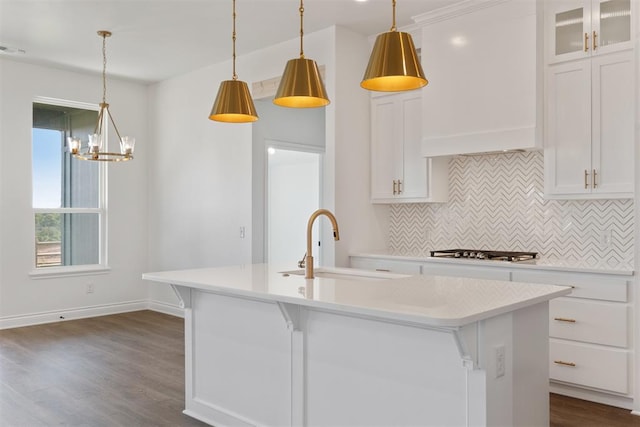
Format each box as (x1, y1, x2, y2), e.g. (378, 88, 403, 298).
(554, 360, 576, 367)
(584, 32, 589, 52)
(584, 169, 590, 189)
(554, 317, 576, 323)
(375, 268, 391, 272)
(593, 30, 597, 50)
(398, 180, 403, 194)
(392, 180, 398, 195)
(593, 169, 597, 188)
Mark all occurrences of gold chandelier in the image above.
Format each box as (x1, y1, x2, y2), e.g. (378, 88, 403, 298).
(68, 31, 135, 162)
(273, 0, 329, 108)
(209, 0, 258, 123)
(361, 0, 428, 92)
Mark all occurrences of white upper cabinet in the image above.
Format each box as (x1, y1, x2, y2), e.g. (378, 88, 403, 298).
(544, 0, 635, 199)
(370, 92, 448, 204)
(418, 0, 541, 157)
(545, 51, 634, 198)
(546, 0, 633, 64)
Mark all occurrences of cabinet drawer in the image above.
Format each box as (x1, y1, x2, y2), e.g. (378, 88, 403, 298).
(349, 257, 422, 275)
(511, 270, 628, 302)
(421, 263, 511, 281)
(549, 298, 628, 347)
(550, 340, 629, 394)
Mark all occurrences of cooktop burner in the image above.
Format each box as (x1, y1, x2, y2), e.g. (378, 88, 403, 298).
(430, 249, 538, 262)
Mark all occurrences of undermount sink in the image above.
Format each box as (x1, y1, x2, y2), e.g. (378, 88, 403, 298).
(279, 267, 410, 281)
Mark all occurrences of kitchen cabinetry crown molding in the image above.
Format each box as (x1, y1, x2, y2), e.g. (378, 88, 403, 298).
(413, 0, 511, 26)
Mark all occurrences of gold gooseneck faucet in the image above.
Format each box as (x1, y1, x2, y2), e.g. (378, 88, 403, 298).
(298, 209, 340, 279)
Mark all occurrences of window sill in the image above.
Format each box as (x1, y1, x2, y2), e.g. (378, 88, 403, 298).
(29, 265, 111, 279)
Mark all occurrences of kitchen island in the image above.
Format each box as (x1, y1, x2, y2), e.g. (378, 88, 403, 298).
(143, 264, 571, 426)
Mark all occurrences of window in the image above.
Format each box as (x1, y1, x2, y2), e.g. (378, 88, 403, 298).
(32, 99, 105, 271)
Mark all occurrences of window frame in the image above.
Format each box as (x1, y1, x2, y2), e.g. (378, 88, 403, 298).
(29, 96, 109, 278)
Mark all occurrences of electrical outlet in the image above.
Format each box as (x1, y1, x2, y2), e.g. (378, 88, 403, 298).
(86, 283, 95, 294)
(495, 345, 506, 378)
(240, 226, 245, 239)
(601, 229, 612, 247)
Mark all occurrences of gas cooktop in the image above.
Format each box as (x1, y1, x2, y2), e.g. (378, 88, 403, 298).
(429, 249, 538, 262)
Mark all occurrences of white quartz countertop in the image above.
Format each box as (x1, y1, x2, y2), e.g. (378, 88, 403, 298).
(143, 264, 572, 328)
(351, 251, 634, 276)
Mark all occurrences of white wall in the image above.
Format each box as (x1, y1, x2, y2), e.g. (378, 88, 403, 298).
(332, 26, 389, 266)
(147, 26, 388, 309)
(0, 58, 149, 326)
(0, 25, 390, 320)
(251, 99, 326, 264)
(146, 59, 254, 309)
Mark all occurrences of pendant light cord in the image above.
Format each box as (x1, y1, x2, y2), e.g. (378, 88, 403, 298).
(299, 0, 305, 58)
(102, 33, 107, 104)
(95, 31, 123, 142)
(232, 0, 237, 80)
(390, 0, 397, 32)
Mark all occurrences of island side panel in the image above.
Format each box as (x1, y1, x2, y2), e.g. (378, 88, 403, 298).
(512, 302, 550, 427)
(188, 290, 292, 426)
(304, 309, 468, 426)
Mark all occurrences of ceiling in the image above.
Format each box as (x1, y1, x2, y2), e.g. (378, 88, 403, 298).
(0, 0, 453, 84)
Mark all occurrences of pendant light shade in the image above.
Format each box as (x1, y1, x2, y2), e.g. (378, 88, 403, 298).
(210, 79, 258, 122)
(273, 58, 329, 108)
(361, 0, 428, 92)
(273, 0, 329, 108)
(209, 0, 258, 123)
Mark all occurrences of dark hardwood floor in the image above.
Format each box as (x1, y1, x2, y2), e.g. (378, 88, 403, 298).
(1, 310, 639, 426)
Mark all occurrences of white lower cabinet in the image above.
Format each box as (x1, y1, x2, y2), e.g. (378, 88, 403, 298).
(349, 255, 634, 407)
(550, 340, 629, 395)
(421, 263, 511, 281)
(550, 298, 628, 347)
(349, 256, 423, 275)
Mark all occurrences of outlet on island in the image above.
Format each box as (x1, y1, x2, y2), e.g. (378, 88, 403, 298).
(495, 345, 506, 378)
(86, 283, 95, 294)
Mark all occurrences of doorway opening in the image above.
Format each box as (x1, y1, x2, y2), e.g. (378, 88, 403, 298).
(266, 143, 323, 266)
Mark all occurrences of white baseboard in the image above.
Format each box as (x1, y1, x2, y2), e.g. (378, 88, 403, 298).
(0, 300, 148, 330)
(148, 300, 184, 318)
(550, 381, 633, 410)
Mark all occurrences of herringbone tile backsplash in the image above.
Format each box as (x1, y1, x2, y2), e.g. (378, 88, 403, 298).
(390, 151, 634, 267)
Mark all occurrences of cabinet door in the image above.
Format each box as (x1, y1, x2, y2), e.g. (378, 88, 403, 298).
(591, 50, 634, 195)
(592, 0, 633, 55)
(399, 94, 427, 199)
(371, 97, 399, 200)
(544, 60, 592, 196)
(545, 0, 592, 63)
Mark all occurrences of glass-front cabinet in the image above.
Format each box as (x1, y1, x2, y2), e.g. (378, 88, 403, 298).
(546, 0, 632, 63)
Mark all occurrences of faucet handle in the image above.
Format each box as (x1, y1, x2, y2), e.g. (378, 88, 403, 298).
(298, 253, 307, 269)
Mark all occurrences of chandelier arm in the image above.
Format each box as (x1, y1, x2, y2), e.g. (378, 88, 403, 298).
(94, 105, 106, 135)
(299, 0, 304, 58)
(104, 105, 124, 143)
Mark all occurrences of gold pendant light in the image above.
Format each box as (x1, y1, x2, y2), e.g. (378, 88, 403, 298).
(68, 31, 135, 162)
(209, 0, 258, 123)
(273, 0, 329, 108)
(361, 0, 428, 92)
